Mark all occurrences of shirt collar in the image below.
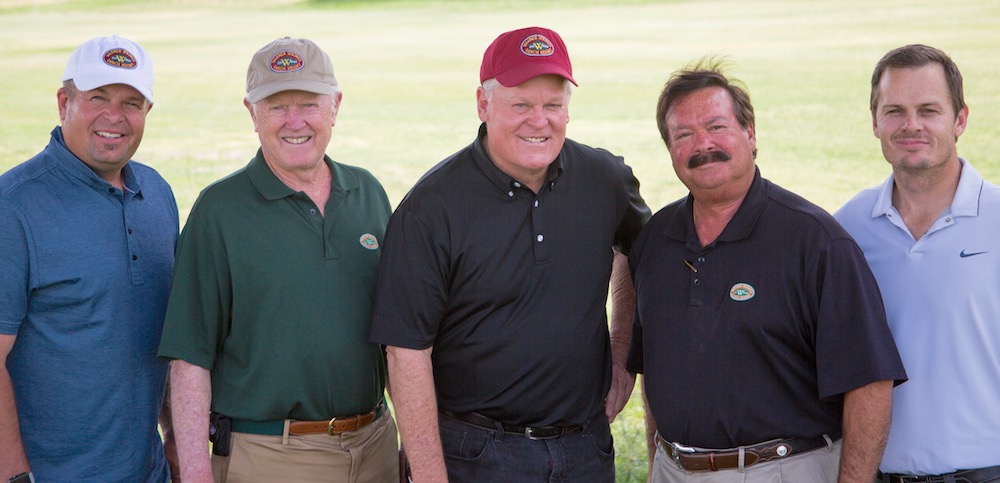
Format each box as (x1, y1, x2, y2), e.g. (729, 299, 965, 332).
(665, 167, 766, 248)
(49, 126, 141, 198)
(246, 148, 358, 201)
(870, 158, 982, 219)
(471, 123, 563, 194)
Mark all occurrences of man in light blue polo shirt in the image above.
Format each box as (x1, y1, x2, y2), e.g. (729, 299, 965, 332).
(0, 35, 178, 482)
(835, 44, 1000, 483)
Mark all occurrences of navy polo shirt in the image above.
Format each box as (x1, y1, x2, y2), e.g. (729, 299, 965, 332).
(370, 123, 650, 427)
(627, 169, 906, 448)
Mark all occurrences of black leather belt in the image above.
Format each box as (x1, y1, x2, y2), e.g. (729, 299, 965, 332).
(880, 465, 1000, 483)
(657, 433, 837, 471)
(442, 411, 583, 440)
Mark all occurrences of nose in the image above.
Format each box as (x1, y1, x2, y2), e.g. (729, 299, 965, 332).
(691, 129, 715, 152)
(285, 106, 308, 129)
(901, 111, 922, 131)
(100, 102, 125, 122)
(525, 106, 548, 128)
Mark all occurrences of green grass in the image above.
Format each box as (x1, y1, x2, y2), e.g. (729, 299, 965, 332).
(3, 1, 999, 481)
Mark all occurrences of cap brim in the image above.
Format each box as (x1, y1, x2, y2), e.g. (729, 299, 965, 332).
(493, 63, 577, 87)
(70, 74, 154, 104)
(246, 80, 337, 103)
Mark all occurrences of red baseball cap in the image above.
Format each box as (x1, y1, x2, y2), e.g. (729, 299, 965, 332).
(479, 26, 577, 87)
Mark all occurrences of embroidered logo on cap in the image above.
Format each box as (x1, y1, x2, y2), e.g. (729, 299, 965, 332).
(103, 48, 138, 69)
(520, 34, 554, 57)
(359, 234, 379, 250)
(270, 50, 304, 72)
(729, 283, 755, 302)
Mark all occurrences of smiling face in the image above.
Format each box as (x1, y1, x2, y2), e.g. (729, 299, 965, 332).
(664, 86, 756, 197)
(477, 74, 569, 190)
(58, 82, 151, 184)
(873, 63, 967, 175)
(246, 89, 340, 177)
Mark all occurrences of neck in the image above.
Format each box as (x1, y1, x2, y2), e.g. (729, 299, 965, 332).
(891, 159, 962, 240)
(692, 194, 746, 248)
(268, 158, 333, 216)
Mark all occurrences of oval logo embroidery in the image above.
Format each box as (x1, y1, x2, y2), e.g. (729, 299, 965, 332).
(103, 48, 138, 69)
(270, 50, 304, 72)
(730, 283, 755, 302)
(520, 34, 554, 57)
(359, 234, 379, 250)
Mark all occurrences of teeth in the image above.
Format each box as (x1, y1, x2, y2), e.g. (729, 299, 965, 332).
(96, 131, 123, 139)
(523, 137, 546, 143)
(285, 136, 309, 144)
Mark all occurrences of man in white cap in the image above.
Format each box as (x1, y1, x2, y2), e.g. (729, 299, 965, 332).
(158, 37, 398, 482)
(0, 35, 178, 482)
(370, 26, 650, 482)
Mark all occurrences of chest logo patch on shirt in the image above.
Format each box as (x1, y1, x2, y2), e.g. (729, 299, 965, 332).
(359, 233, 379, 250)
(729, 283, 755, 302)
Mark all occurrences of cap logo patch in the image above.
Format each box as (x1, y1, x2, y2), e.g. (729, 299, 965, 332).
(520, 34, 554, 57)
(270, 50, 304, 72)
(729, 283, 755, 302)
(359, 233, 379, 250)
(103, 48, 138, 70)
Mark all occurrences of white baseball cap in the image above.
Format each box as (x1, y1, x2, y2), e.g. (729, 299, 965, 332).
(62, 35, 154, 103)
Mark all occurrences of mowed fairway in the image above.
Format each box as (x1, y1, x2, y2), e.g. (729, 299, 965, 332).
(2, 0, 998, 480)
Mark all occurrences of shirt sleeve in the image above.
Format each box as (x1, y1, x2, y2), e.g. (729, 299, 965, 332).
(369, 196, 450, 350)
(0, 200, 30, 334)
(156, 199, 232, 369)
(814, 237, 908, 399)
(613, 157, 651, 256)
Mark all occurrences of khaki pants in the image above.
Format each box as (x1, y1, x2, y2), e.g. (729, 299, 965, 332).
(651, 437, 842, 483)
(212, 411, 399, 483)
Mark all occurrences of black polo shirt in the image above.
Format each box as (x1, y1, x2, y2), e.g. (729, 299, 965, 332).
(370, 123, 650, 427)
(627, 169, 906, 448)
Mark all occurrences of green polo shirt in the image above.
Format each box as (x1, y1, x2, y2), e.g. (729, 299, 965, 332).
(158, 150, 391, 420)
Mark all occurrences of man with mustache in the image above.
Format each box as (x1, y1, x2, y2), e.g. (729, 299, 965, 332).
(626, 61, 907, 482)
(835, 44, 1000, 483)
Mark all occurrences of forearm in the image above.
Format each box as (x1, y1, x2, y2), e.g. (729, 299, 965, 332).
(169, 359, 214, 482)
(609, 249, 635, 352)
(387, 345, 448, 483)
(0, 367, 30, 476)
(605, 250, 637, 421)
(642, 376, 657, 480)
(0, 335, 29, 475)
(159, 378, 180, 481)
(839, 380, 892, 483)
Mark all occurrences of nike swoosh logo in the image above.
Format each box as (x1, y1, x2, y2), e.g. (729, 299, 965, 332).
(960, 249, 987, 258)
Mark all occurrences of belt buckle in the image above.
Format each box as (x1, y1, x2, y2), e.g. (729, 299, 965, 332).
(523, 426, 557, 440)
(671, 442, 696, 466)
(327, 416, 340, 435)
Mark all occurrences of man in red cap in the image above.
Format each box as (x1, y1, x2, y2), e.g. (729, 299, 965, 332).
(370, 26, 650, 482)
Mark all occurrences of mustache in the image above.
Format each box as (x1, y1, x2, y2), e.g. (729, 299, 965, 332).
(687, 150, 731, 169)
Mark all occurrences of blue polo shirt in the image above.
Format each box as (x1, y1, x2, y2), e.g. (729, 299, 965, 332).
(0, 127, 178, 482)
(835, 159, 1000, 475)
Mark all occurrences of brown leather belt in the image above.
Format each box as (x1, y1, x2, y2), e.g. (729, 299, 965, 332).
(657, 433, 836, 472)
(288, 409, 380, 435)
(230, 403, 383, 436)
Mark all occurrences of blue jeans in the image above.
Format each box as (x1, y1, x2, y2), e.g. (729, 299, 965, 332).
(439, 413, 615, 483)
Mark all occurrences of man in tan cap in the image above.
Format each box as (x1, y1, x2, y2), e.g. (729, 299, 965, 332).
(158, 37, 398, 482)
(370, 26, 650, 482)
(1, 35, 178, 483)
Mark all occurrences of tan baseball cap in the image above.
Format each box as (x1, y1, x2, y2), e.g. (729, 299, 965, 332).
(245, 37, 337, 103)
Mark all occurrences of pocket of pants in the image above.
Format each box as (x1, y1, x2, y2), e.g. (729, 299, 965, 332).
(440, 423, 493, 461)
(583, 419, 615, 459)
